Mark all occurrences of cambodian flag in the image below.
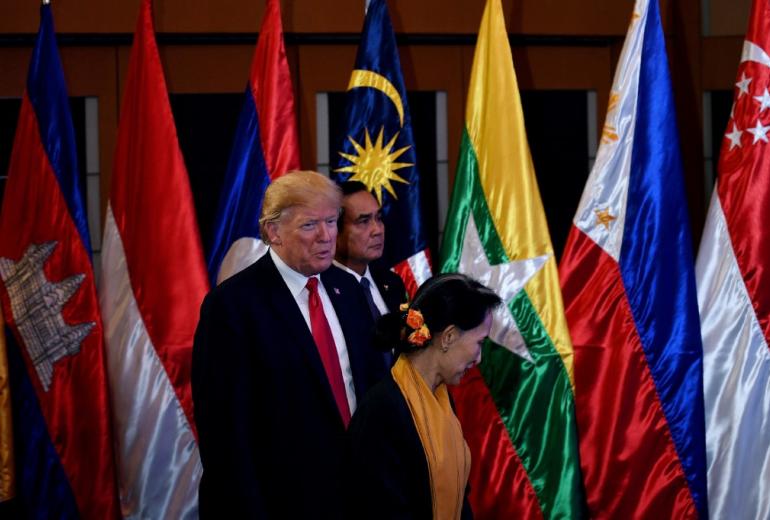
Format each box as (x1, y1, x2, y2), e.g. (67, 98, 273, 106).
(0, 5, 120, 518)
(207, 0, 300, 285)
(559, 0, 708, 517)
(332, 0, 431, 296)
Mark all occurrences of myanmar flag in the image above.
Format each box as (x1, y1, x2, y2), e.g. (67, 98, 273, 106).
(439, 0, 586, 517)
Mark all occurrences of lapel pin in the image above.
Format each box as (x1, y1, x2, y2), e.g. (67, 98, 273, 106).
(383, 284, 389, 290)
(334, 287, 341, 295)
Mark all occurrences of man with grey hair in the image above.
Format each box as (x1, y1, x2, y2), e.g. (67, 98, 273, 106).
(192, 170, 386, 518)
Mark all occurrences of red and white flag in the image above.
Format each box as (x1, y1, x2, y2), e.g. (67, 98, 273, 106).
(98, 0, 209, 516)
(696, 1, 770, 518)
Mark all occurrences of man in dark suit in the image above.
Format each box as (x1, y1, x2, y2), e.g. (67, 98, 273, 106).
(334, 181, 408, 320)
(192, 171, 386, 518)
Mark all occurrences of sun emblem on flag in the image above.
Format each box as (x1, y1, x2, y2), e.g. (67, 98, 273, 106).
(335, 126, 413, 205)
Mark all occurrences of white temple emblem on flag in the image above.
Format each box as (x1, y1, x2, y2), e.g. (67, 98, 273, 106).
(0, 241, 94, 391)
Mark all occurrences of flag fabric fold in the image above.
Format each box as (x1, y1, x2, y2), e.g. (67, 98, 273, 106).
(332, 0, 431, 296)
(0, 5, 119, 518)
(559, 0, 708, 517)
(98, 0, 209, 516)
(439, 0, 586, 517)
(696, 0, 770, 517)
(207, 0, 300, 285)
(0, 302, 14, 506)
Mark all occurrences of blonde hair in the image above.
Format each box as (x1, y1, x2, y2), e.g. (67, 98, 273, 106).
(259, 170, 343, 243)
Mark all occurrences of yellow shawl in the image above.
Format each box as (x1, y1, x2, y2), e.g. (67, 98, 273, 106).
(392, 355, 471, 519)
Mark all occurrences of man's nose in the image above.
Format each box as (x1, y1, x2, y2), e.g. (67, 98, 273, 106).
(317, 223, 333, 241)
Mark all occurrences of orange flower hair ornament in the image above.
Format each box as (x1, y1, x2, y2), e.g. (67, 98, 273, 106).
(399, 303, 432, 347)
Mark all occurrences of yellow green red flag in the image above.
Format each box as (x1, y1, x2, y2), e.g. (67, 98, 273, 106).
(440, 0, 586, 517)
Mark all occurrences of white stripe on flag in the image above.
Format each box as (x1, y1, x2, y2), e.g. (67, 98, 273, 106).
(696, 190, 770, 520)
(99, 205, 201, 519)
(406, 249, 432, 287)
(216, 237, 268, 285)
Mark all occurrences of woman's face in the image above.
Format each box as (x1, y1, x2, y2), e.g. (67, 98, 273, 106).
(438, 311, 493, 386)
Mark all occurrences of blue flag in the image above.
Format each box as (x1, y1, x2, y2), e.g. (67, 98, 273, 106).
(207, 0, 300, 285)
(332, 0, 431, 295)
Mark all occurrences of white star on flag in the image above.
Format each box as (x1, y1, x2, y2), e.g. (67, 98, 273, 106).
(459, 215, 549, 362)
(736, 72, 753, 97)
(754, 88, 770, 113)
(747, 119, 770, 143)
(725, 123, 743, 150)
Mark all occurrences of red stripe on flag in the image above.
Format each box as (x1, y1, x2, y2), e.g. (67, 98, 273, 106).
(560, 227, 697, 519)
(392, 259, 419, 298)
(250, 0, 301, 179)
(1, 95, 120, 518)
(393, 248, 432, 298)
(110, 0, 208, 434)
(450, 367, 543, 519)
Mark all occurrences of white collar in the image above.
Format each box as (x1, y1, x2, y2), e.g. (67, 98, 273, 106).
(332, 260, 375, 286)
(270, 248, 318, 297)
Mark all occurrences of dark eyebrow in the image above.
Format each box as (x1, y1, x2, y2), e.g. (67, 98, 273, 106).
(355, 212, 375, 220)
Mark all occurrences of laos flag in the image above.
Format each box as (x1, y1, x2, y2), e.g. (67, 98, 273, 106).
(0, 5, 120, 518)
(207, 0, 300, 285)
(559, 0, 708, 517)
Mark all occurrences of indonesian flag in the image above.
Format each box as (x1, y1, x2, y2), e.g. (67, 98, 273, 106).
(559, 0, 707, 517)
(696, 0, 770, 517)
(98, 0, 209, 516)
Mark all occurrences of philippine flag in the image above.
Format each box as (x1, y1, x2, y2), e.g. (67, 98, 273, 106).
(696, 0, 770, 517)
(0, 5, 120, 518)
(207, 0, 300, 285)
(559, 0, 708, 517)
(98, 0, 209, 517)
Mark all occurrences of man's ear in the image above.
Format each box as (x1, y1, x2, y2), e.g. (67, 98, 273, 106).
(265, 221, 281, 246)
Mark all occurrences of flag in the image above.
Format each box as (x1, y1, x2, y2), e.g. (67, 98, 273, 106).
(332, 0, 431, 296)
(696, 0, 770, 517)
(207, 0, 300, 285)
(98, 0, 209, 516)
(0, 5, 119, 518)
(0, 307, 14, 507)
(558, 0, 707, 517)
(439, 0, 585, 517)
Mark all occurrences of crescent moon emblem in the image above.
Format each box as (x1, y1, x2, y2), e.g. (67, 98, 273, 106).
(741, 40, 770, 67)
(347, 69, 405, 127)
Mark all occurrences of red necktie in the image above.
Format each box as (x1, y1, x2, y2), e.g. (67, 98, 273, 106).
(306, 277, 351, 427)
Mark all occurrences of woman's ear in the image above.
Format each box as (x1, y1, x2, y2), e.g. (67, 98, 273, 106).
(440, 325, 458, 350)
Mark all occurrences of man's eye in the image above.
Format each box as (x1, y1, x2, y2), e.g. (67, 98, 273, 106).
(301, 222, 316, 230)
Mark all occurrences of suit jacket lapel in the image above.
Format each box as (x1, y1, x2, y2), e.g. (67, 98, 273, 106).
(260, 254, 343, 423)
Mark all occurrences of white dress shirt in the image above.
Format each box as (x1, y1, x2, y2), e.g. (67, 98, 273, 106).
(270, 249, 357, 414)
(332, 260, 389, 315)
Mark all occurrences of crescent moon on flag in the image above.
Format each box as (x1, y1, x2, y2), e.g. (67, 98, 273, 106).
(347, 69, 405, 127)
(740, 40, 770, 66)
